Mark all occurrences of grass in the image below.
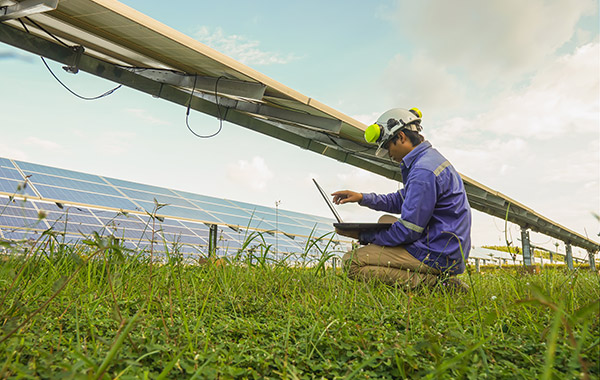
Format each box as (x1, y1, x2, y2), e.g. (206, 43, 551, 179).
(0, 194, 598, 379)
(0, 231, 598, 380)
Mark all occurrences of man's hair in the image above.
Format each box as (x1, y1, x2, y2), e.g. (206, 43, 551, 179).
(389, 129, 424, 147)
(404, 130, 424, 146)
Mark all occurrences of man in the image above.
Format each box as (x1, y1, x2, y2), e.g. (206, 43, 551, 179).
(332, 108, 471, 291)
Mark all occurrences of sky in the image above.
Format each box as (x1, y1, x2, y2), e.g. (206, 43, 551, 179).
(0, 0, 598, 259)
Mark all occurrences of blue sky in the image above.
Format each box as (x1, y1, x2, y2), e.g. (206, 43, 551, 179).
(0, 0, 598, 258)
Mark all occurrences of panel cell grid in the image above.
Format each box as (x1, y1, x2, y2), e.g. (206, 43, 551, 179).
(2, 230, 39, 240)
(0, 215, 46, 229)
(163, 234, 205, 245)
(34, 185, 138, 210)
(51, 223, 102, 235)
(110, 229, 149, 240)
(28, 174, 123, 197)
(34, 201, 90, 213)
(15, 161, 109, 185)
(0, 180, 38, 197)
(117, 188, 193, 208)
(171, 189, 239, 207)
(0, 206, 39, 219)
(0, 167, 24, 181)
(106, 177, 179, 197)
(0, 158, 16, 169)
(99, 217, 147, 230)
(187, 199, 247, 216)
(48, 214, 101, 225)
(159, 224, 196, 236)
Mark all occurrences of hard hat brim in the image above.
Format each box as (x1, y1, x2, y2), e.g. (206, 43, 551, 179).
(375, 147, 388, 158)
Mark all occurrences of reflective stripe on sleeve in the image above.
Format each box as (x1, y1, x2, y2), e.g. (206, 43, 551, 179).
(433, 160, 451, 176)
(399, 218, 425, 233)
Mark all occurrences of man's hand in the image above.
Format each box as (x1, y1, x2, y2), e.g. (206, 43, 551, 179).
(335, 227, 360, 240)
(331, 190, 363, 205)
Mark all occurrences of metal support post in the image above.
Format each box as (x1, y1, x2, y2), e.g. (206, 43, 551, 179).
(475, 258, 480, 273)
(208, 224, 218, 258)
(565, 243, 574, 270)
(521, 228, 532, 266)
(588, 251, 597, 272)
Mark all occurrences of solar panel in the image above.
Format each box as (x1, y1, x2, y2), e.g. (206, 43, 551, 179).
(0, 156, 350, 262)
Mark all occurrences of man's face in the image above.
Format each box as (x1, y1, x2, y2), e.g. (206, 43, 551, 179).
(387, 132, 413, 162)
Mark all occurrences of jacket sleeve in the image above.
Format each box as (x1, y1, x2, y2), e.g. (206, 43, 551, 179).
(359, 189, 405, 214)
(359, 169, 437, 246)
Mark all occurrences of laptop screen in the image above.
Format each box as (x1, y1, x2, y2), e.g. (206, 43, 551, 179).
(312, 178, 343, 224)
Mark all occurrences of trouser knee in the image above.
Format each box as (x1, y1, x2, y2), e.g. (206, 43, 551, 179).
(342, 250, 359, 277)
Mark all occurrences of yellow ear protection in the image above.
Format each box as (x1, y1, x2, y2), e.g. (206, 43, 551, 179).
(364, 119, 399, 145)
(409, 107, 422, 118)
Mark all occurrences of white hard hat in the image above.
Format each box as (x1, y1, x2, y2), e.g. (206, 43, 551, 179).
(364, 108, 422, 157)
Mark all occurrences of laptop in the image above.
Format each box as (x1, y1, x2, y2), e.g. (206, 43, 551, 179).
(312, 178, 394, 232)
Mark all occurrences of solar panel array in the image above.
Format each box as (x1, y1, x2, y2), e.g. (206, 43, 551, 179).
(0, 157, 351, 262)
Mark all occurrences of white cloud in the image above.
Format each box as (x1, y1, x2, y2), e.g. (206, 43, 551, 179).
(481, 42, 599, 139)
(421, 40, 599, 242)
(24, 137, 62, 151)
(195, 26, 299, 65)
(350, 111, 381, 125)
(540, 139, 599, 185)
(389, 0, 598, 82)
(94, 131, 136, 155)
(0, 143, 27, 160)
(430, 42, 599, 143)
(0, 51, 34, 63)
(227, 156, 274, 191)
(379, 52, 467, 116)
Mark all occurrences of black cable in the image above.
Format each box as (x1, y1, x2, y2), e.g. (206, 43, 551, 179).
(19, 18, 122, 101)
(185, 75, 225, 138)
(40, 56, 122, 100)
(24, 17, 71, 48)
(323, 133, 372, 154)
(112, 66, 369, 148)
(18, 17, 29, 33)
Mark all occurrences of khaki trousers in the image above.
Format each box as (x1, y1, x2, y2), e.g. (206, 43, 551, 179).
(342, 244, 441, 288)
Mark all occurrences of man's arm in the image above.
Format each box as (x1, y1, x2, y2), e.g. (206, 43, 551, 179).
(360, 170, 437, 246)
(360, 190, 405, 214)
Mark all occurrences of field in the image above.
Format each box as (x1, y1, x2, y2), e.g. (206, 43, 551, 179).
(0, 233, 599, 379)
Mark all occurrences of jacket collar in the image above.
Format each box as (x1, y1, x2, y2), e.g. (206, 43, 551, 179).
(401, 141, 431, 169)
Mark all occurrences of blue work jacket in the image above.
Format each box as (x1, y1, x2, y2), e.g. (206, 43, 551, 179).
(359, 141, 472, 274)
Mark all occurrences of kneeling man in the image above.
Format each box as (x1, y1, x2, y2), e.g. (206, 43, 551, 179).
(333, 108, 472, 291)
